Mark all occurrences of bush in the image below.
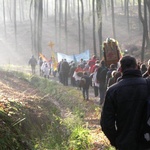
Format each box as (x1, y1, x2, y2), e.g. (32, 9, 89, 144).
(68, 126, 92, 150)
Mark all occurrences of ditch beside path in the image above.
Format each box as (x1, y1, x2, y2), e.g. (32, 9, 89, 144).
(6, 67, 111, 150)
(48, 74, 111, 150)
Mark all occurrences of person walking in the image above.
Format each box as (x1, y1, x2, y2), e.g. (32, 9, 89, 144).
(61, 59, 70, 86)
(80, 72, 91, 100)
(69, 63, 77, 86)
(96, 60, 108, 105)
(28, 55, 37, 74)
(100, 55, 150, 150)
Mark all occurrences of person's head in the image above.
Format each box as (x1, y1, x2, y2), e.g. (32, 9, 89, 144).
(119, 55, 138, 72)
(100, 60, 105, 67)
(96, 60, 100, 64)
(140, 63, 147, 71)
(110, 64, 116, 69)
(83, 71, 88, 75)
(111, 70, 117, 77)
(92, 55, 96, 59)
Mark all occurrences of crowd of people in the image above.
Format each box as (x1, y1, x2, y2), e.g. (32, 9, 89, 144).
(28, 54, 150, 104)
(28, 54, 150, 150)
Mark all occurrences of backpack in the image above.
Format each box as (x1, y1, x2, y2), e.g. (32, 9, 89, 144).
(140, 79, 150, 146)
(80, 78, 86, 87)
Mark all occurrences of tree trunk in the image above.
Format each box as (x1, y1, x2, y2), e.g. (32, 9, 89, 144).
(29, 0, 33, 53)
(37, 0, 43, 54)
(78, 0, 81, 53)
(80, 0, 85, 51)
(111, 0, 116, 39)
(3, 0, 6, 38)
(138, 0, 146, 62)
(126, 0, 130, 34)
(14, 0, 17, 51)
(33, 0, 38, 55)
(55, 0, 58, 44)
(59, 0, 62, 51)
(65, 0, 68, 53)
(97, 0, 103, 59)
(93, 0, 97, 56)
(145, 0, 150, 48)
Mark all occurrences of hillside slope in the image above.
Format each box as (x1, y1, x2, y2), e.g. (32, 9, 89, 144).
(0, 69, 111, 150)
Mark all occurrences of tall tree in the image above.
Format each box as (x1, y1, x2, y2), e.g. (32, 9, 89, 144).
(111, 0, 116, 39)
(125, 0, 130, 34)
(55, 0, 58, 44)
(97, 0, 103, 59)
(78, 0, 81, 53)
(14, 0, 17, 51)
(92, 0, 97, 55)
(138, 0, 147, 62)
(65, 0, 68, 53)
(33, 0, 38, 55)
(146, 0, 150, 42)
(29, 0, 34, 52)
(3, 0, 6, 38)
(59, 0, 62, 51)
(80, 0, 85, 51)
(37, 0, 43, 54)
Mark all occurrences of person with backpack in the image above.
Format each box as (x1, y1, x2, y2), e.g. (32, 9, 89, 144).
(28, 55, 37, 74)
(100, 55, 150, 150)
(80, 72, 91, 100)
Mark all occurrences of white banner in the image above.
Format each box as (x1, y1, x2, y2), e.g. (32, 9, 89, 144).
(57, 50, 90, 62)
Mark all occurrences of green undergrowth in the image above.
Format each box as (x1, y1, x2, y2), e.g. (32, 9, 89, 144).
(0, 69, 93, 150)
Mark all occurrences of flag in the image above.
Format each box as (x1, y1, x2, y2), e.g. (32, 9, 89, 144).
(39, 53, 48, 62)
(51, 51, 58, 71)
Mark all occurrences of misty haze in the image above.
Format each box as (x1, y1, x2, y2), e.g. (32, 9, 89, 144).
(0, 0, 144, 66)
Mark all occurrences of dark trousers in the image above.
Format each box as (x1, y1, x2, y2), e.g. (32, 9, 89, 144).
(99, 82, 106, 104)
(62, 73, 68, 86)
(31, 65, 36, 74)
(82, 88, 89, 100)
(71, 77, 76, 86)
(94, 86, 99, 97)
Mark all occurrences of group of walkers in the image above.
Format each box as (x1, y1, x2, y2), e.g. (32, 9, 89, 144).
(29, 54, 150, 105)
(28, 54, 150, 150)
(28, 55, 57, 77)
(56, 55, 150, 150)
(57, 55, 121, 103)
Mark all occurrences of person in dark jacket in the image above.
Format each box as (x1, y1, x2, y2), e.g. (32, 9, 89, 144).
(61, 59, 70, 86)
(69, 63, 77, 86)
(105, 63, 116, 86)
(96, 60, 108, 105)
(28, 55, 37, 74)
(80, 72, 91, 100)
(100, 55, 150, 150)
